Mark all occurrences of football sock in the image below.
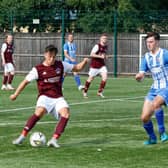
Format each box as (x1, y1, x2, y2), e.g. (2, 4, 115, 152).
(2, 75, 8, 85)
(21, 114, 40, 136)
(84, 81, 91, 93)
(8, 74, 14, 84)
(155, 108, 165, 134)
(53, 117, 69, 139)
(98, 80, 106, 93)
(74, 75, 81, 87)
(143, 120, 157, 140)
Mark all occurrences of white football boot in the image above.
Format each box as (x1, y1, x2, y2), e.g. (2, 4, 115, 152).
(1, 84, 7, 90)
(47, 138, 60, 148)
(83, 91, 88, 98)
(97, 92, 105, 98)
(12, 135, 25, 145)
(7, 84, 15, 90)
(78, 85, 85, 91)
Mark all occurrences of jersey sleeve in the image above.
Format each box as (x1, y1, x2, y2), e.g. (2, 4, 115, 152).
(25, 67, 38, 82)
(163, 49, 168, 64)
(62, 61, 74, 73)
(139, 56, 149, 73)
(1, 43, 7, 53)
(63, 43, 68, 51)
(90, 44, 99, 55)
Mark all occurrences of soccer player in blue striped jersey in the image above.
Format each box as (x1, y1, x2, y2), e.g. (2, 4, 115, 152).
(63, 33, 84, 91)
(136, 32, 168, 145)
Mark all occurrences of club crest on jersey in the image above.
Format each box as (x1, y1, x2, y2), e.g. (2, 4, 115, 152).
(42, 71, 47, 75)
(55, 68, 61, 74)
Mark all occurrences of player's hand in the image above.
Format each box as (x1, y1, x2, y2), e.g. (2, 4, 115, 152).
(10, 94, 17, 101)
(83, 58, 89, 63)
(2, 61, 5, 66)
(100, 54, 106, 59)
(70, 58, 76, 62)
(135, 73, 144, 82)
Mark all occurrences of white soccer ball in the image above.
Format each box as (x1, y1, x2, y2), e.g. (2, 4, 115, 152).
(30, 132, 46, 147)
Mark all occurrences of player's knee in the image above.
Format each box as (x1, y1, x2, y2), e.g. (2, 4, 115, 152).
(102, 78, 107, 81)
(141, 115, 150, 123)
(90, 77, 94, 82)
(60, 108, 70, 119)
(152, 102, 161, 111)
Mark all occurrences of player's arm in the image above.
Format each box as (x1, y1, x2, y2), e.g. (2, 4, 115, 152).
(135, 56, 148, 82)
(64, 44, 76, 62)
(10, 79, 29, 100)
(12, 48, 15, 66)
(10, 67, 38, 100)
(90, 44, 105, 59)
(72, 58, 89, 72)
(1, 43, 7, 65)
(163, 49, 168, 64)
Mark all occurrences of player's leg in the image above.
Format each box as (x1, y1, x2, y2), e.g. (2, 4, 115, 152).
(153, 89, 168, 142)
(83, 68, 96, 98)
(1, 64, 9, 90)
(83, 76, 94, 98)
(12, 107, 46, 145)
(97, 67, 108, 98)
(141, 100, 157, 145)
(73, 71, 84, 90)
(155, 108, 168, 142)
(51, 108, 69, 139)
(7, 63, 15, 90)
(7, 72, 15, 90)
(1, 74, 8, 90)
(47, 98, 70, 148)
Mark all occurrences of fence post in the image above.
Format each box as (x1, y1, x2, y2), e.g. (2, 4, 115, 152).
(61, 7, 65, 60)
(113, 9, 118, 77)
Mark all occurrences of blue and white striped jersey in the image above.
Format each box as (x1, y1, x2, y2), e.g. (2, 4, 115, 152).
(140, 48, 168, 89)
(63, 42, 77, 64)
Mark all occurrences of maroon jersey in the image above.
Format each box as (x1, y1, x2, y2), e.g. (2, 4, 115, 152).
(4, 42, 14, 63)
(90, 43, 108, 68)
(35, 60, 64, 98)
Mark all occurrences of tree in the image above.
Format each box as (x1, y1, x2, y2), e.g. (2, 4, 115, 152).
(0, 0, 167, 33)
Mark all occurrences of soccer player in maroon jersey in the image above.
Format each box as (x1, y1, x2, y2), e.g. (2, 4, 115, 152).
(83, 34, 108, 98)
(1, 34, 15, 90)
(10, 44, 88, 148)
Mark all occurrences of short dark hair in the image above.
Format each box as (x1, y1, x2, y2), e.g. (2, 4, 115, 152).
(101, 33, 108, 37)
(145, 32, 160, 41)
(45, 45, 58, 54)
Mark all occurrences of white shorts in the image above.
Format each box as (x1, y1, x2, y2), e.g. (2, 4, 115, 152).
(36, 95, 69, 119)
(88, 66, 108, 77)
(62, 61, 74, 73)
(4, 63, 15, 73)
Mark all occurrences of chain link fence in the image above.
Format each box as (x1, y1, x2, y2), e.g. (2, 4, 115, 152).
(0, 9, 168, 75)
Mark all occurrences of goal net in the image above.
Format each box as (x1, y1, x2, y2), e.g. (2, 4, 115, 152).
(139, 34, 168, 68)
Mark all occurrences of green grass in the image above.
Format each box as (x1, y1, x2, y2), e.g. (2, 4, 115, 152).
(1, 75, 168, 168)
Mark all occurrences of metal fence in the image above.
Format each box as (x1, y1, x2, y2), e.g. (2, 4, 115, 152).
(0, 33, 141, 75)
(1, 9, 167, 34)
(0, 9, 168, 76)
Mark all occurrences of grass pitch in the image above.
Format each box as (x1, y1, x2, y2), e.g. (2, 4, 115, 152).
(0, 75, 168, 168)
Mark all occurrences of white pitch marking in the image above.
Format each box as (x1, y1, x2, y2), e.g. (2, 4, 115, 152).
(0, 96, 144, 127)
(0, 96, 144, 113)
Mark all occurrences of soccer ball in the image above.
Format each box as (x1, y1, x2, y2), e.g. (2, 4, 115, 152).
(30, 132, 46, 147)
